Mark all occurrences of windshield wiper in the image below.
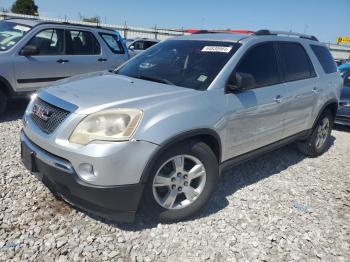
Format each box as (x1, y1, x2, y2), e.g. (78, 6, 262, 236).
(137, 75, 175, 86)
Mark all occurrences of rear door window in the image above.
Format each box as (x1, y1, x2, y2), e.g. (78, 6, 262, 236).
(65, 30, 100, 55)
(235, 42, 280, 88)
(311, 45, 337, 74)
(99, 33, 125, 54)
(278, 42, 316, 82)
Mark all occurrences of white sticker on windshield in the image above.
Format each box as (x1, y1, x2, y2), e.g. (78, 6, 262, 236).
(201, 46, 232, 53)
(197, 75, 208, 82)
(14, 25, 30, 32)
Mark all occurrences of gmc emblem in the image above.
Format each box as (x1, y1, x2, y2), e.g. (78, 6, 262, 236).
(32, 104, 52, 122)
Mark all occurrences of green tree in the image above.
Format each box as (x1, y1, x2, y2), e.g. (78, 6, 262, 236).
(11, 0, 39, 16)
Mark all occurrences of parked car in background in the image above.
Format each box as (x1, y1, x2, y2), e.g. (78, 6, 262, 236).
(125, 38, 160, 57)
(0, 18, 129, 115)
(338, 63, 350, 71)
(336, 65, 350, 125)
(21, 30, 342, 223)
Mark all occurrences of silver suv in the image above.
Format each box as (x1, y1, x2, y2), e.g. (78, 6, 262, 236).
(21, 30, 342, 223)
(0, 18, 129, 114)
(126, 38, 160, 57)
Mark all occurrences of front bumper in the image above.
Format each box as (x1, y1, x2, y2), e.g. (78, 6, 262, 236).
(21, 131, 144, 222)
(335, 106, 350, 126)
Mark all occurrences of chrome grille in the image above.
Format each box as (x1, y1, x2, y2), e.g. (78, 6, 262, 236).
(31, 97, 70, 134)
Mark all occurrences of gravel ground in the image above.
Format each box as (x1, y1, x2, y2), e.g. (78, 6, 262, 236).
(0, 100, 349, 262)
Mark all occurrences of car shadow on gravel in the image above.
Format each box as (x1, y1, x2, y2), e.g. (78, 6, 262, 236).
(0, 98, 29, 123)
(101, 136, 335, 231)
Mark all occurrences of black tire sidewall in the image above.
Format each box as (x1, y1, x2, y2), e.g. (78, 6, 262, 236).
(0, 89, 7, 115)
(308, 110, 334, 155)
(142, 140, 219, 222)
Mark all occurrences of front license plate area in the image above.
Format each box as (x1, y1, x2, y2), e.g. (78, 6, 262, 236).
(21, 142, 38, 173)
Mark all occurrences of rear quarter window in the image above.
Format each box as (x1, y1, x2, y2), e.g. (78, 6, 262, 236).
(310, 45, 337, 74)
(99, 33, 125, 54)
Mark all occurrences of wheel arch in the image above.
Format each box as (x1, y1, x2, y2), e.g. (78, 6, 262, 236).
(0, 76, 15, 97)
(313, 99, 338, 129)
(140, 128, 222, 183)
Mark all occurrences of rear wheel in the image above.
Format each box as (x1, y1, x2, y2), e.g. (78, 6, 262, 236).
(0, 89, 7, 115)
(297, 110, 334, 157)
(142, 140, 219, 222)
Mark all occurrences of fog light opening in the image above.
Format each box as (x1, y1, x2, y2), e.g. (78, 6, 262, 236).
(79, 163, 97, 182)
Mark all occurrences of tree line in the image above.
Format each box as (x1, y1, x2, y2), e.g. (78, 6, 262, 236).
(9, 0, 99, 24)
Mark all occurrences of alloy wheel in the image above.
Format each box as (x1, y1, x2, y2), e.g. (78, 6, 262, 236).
(315, 117, 330, 149)
(152, 155, 207, 210)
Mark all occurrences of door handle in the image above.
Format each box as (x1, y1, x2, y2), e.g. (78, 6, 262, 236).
(274, 95, 284, 103)
(57, 59, 69, 64)
(98, 58, 108, 62)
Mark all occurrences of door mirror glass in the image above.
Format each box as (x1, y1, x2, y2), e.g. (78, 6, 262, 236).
(20, 45, 39, 56)
(129, 45, 135, 50)
(227, 72, 256, 92)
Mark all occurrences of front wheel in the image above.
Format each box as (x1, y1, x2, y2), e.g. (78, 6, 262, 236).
(0, 89, 8, 115)
(141, 140, 219, 222)
(298, 110, 334, 157)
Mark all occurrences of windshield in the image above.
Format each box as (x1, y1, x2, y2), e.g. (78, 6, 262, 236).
(116, 40, 240, 90)
(0, 21, 31, 51)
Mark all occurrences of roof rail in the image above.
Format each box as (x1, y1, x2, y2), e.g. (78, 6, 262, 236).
(3, 17, 116, 32)
(254, 29, 319, 41)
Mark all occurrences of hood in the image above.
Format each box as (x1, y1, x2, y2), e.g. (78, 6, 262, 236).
(340, 85, 350, 101)
(39, 71, 196, 114)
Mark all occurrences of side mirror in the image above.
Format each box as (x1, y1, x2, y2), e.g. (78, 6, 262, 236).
(20, 45, 39, 56)
(129, 45, 135, 50)
(226, 72, 256, 92)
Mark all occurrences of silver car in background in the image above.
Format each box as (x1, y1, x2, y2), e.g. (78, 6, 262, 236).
(21, 31, 342, 223)
(126, 38, 160, 57)
(0, 18, 129, 114)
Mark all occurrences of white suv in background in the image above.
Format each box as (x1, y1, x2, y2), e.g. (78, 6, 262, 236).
(0, 18, 129, 114)
(126, 38, 160, 57)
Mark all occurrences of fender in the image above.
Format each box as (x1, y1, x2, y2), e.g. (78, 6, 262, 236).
(312, 99, 338, 129)
(139, 128, 222, 183)
(0, 76, 15, 97)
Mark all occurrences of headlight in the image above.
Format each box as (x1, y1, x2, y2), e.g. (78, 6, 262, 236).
(70, 109, 143, 145)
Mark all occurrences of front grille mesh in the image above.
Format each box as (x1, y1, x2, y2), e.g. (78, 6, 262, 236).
(31, 97, 70, 134)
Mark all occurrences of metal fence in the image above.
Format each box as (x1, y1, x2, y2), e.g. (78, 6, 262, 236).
(0, 11, 188, 40)
(1, 11, 349, 60)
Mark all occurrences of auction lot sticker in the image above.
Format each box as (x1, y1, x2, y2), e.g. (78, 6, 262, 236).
(202, 46, 232, 53)
(14, 25, 31, 32)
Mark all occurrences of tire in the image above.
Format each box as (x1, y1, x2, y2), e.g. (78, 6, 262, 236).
(141, 140, 219, 222)
(0, 89, 7, 115)
(297, 109, 334, 157)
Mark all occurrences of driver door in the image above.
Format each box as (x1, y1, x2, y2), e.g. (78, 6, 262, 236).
(13, 28, 70, 92)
